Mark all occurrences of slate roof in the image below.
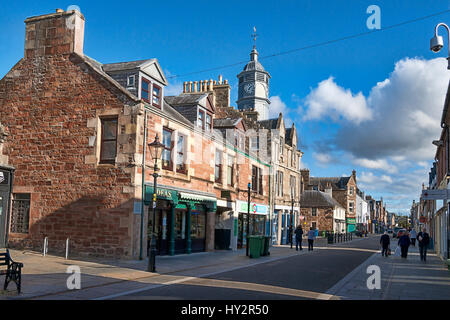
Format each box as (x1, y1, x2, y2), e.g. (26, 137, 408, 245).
(163, 101, 193, 127)
(102, 59, 155, 72)
(308, 176, 351, 190)
(300, 190, 344, 209)
(258, 118, 279, 130)
(164, 93, 208, 106)
(243, 60, 266, 72)
(213, 118, 242, 128)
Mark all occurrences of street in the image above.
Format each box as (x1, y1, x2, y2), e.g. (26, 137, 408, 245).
(107, 236, 381, 300)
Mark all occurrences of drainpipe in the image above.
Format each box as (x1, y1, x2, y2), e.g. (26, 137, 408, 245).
(139, 109, 148, 260)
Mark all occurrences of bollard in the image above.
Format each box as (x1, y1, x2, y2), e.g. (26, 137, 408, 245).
(65, 238, 69, 260)
(43, 237, 48, 256)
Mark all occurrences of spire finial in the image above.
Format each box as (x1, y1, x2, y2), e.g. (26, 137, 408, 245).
(251, 26, 258, 49)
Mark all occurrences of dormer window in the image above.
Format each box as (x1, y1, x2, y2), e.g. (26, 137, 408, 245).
(152, 84, 161, 108)
(127, 75, 135, 87)
(141, 78, 150, 102)
(250, 136, 259, 151)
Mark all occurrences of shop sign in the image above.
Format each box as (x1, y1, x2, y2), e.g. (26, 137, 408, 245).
(419, 216, 427, 223)
(346, 218, 356, 224)
(144, 186, 177, 204)
(237, 201, 268, 215)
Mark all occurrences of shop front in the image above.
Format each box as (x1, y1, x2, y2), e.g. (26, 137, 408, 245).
(274, 205, 299, 245)
(145, 185, 216, 256)
(236, 200, 269, 249)
(346, 218, 356, 233)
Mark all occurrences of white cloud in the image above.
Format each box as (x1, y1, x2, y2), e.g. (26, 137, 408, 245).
(353, 158, 397, 174)
(333, 57, 449, 162)
(303, 77, 373, 124)
(269, 96, 287, 118)
(313, 152, 333, 167)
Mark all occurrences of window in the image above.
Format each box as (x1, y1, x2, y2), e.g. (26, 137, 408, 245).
(312, 208, 317, 216)
(152, 84, 161, 108)
(349, 201, 354, 213)
(227, 155, 234, 186)
(162, 128, 173, 170)
(349, 186, 354, 195)
(100, 117, 118, 164)
(280, 137, 284, 156)
(127, 75, 135, 87)
(258, 167, 263, 195)
(312, 222, 317, 229)
(176, 134, 186, 173)
(250, 136, 259, 151)
(251, 166, 263, 195)
(11, 193, 30, 234)
(141, 78, 150, 102)
(290, 176, 296, 198)
(215, 150, 222, 183)
(278, 171, 284, 196)
(206, 114, 212, 131)
(198, 110, 205, 129)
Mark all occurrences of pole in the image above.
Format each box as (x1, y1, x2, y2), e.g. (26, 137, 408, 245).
(148, 163, 158, 272)
(290, 196, 294, 249)
(246, 182, 251, 257)
(65, 238, 69, 260)
(139, 110, 147, 260)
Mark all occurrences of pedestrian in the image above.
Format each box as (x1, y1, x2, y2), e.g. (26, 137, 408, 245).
(380, 231, 390, 257)
(417, 228, 430, 262)
(294, 224, 303, 251)
(410, 228, 417, 247)
(397, 230, 411, 258)
(307, 227, 315, 251)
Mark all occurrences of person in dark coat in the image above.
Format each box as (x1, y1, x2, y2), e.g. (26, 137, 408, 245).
(397, 231, 411, 258)
(417, 228, 430, 262)
(294, 225, 303, 251)
(380, 231, 390, 257)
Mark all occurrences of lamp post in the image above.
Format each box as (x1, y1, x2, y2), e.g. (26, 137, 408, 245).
(430, 23, 450, 69)
(246, 182, 251, 257)
(148, 134, 164, 272)
(290, 185, 295, 249)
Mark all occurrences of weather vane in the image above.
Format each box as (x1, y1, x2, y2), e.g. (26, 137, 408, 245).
(251, 26, 258, 48)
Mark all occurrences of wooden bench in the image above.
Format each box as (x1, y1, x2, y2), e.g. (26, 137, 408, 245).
(0, 249, 23, 294)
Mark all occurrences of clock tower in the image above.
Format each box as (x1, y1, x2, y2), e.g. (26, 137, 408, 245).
(237, 29, 271, 121)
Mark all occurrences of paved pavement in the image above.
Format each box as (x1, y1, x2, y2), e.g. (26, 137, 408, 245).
(326, 241, 450, 299)
(1, 234, 448, 300)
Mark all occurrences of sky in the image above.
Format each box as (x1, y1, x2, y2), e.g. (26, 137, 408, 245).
(1, 0, 450, 215)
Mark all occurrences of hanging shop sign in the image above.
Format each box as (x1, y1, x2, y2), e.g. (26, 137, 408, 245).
(144, 186, 178, 205)
(421, 189, 449, 200)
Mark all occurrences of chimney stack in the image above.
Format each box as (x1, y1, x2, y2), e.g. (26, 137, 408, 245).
(24, 9, 85, 59)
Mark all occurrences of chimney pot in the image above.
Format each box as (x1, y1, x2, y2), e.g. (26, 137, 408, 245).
(218, 75, 223, 84)
(208, 79, 213, 91)
(183, 82, 187, 93)
(188, 81, 192, 92)
(193, 81, 198, 92)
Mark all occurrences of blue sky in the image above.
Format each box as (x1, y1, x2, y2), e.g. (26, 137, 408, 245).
(1, 0, 450, 215)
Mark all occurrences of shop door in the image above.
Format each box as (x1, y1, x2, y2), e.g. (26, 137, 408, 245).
(174, 209, 187, 254)
(281, 213, 286, 245)
(148, 209, 169, 256)
(190, 210, 206, 252)
(237, 213, 248, 249)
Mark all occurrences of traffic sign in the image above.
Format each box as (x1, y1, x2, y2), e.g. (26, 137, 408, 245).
(422, 189, 449, 200)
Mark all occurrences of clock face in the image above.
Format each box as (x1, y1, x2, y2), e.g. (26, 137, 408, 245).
(244, 83, 255, 94)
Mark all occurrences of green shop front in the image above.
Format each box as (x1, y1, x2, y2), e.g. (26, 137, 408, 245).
(145, 185, 216, 256)
(346, 218, 356, 233)
(236, 200, 269, 249)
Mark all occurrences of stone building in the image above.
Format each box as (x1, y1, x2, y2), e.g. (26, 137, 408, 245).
(0, 122, 14, 248)
(0, 8, 274, 258)
(300, 190, 346, 234)
(302, 170, 358, 233)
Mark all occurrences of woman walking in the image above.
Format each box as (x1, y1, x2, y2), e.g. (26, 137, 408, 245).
(307, 227, 315, 251)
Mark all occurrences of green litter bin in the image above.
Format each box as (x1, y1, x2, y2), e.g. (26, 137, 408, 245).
(248, 236, 261, 258)
(261, 236, 271, 256)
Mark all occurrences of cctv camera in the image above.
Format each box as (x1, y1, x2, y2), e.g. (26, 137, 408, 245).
(430, 35, 444, 53)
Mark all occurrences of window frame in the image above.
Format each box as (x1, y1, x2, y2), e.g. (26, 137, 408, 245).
(152, 83, 162, 108)
(312, 208, 317, 217)
(176, 133, 186, 174)
(227, 155, 234, 186)
(127, 75, 135, 87)
(206, 114, 212, 131)
(162, 127, 174, 171)
(215, 150, 222, 183)
(10, 193, 31, 234)
(141, 77, 151, 103)
(198, 109, 205, 129)
(99, 117, 118, 164)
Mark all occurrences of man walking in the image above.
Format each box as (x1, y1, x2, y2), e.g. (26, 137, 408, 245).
(294, 225, 303, 251)
(398, 230, 411, 259)
(307, 227, 315, 251)
(380, 231, 390, 257)
(417, 228, 430, 262)
(410, 228, 417, 247)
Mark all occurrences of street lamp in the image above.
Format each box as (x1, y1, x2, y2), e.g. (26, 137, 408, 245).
(148, 134, 164, 272)
(430, 23, 450, 69)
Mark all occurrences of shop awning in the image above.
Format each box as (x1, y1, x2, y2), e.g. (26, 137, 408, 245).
(179, 192, 216, 203)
